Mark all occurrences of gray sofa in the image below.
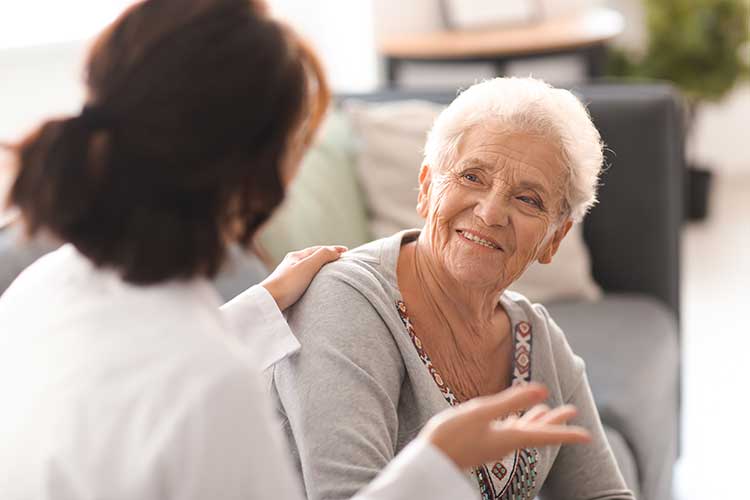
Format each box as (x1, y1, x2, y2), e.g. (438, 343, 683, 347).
(545, 84, 683, 500)
(0, 83, 682, 500)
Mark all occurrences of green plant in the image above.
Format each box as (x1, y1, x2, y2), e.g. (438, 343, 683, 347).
(608, 0, 750, 104)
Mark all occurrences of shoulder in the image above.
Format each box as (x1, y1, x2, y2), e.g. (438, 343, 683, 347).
(309, 229, 410, 291)
(287, 235, 401, 331)
(278, 238, 406, 382)
(314, 235, 395, 289)
(1, 244, 73, 298)
(284, 260, 401, 356)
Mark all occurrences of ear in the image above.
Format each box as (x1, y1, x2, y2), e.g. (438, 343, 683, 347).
(538, 218, 573, 264)
(416, 164, 432, 219)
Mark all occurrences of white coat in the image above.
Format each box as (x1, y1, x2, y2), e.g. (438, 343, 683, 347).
(0, 245, 477, 500)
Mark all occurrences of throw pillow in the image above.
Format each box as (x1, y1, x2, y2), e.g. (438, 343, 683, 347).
(255, 111, 372, 266)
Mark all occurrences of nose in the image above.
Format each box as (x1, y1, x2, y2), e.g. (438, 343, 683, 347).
(473, 191, 510, 227)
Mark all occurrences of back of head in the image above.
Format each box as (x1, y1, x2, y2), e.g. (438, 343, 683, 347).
(8, 0, 329, 284)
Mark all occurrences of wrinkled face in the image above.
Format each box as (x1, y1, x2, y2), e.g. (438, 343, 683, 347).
(417, 124, 573, 290)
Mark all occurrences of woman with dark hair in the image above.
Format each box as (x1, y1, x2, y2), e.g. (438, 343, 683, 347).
(0, 1, 590, 499)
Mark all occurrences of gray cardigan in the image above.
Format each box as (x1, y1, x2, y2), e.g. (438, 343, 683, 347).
(272, 230, 634, 500)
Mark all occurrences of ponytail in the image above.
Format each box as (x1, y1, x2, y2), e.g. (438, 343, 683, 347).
(11, 114, 107, 239)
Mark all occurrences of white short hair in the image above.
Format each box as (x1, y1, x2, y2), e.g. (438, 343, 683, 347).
(424, 77, 603, 222)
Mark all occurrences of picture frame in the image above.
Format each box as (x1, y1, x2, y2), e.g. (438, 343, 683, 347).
(440, 0, 543, 30)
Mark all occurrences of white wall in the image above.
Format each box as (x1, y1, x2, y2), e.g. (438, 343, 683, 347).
(0, 41, 88, 143)
(691, 83, 750, 176)
(0, 0, 135, 142)
(269, 0, 378, 92)
(0, 0, 132, 50)
(0, 40, 89, 217)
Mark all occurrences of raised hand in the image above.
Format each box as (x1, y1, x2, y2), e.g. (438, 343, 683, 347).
(421, 383, 591, 470)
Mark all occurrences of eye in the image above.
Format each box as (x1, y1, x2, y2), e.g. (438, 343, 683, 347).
(517, 195, 541, 208)
(462, 173, 480, 183)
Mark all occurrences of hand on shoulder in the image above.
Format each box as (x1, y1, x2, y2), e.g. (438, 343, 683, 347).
(261, 245, 347, 311)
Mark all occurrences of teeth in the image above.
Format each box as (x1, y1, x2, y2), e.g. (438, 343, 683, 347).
(460, 231, 497, 249)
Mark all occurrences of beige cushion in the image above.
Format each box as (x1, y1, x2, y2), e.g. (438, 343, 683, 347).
(255, 112, 372, 265)
(344, 100, 438, 238)
(345, 99, 601, 303)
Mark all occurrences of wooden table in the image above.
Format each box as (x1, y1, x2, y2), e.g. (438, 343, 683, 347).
(379, 7, 624, 86)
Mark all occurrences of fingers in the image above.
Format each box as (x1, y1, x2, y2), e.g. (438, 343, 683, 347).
(518, 404, 576, 426)
(459, 383, 548, 422)
(288, 246, 324, 260)
(298, 245, 347, 271)
(515, 426, 592, 446)
(535, 404, 577, 426)
(520, 404, 550, 422)
(487, 423, 591, 455)
(291, 245, 347, 261)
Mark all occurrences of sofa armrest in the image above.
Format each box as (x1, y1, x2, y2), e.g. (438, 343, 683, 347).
(547, 295, 679, 500)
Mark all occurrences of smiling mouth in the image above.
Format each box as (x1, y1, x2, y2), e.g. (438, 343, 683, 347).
(456, 229, 503, 251)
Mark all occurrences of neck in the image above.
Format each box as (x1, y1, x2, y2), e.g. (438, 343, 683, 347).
(398, 232, 508, 346)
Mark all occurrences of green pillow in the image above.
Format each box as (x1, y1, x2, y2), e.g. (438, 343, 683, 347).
(256, 111, 371, 265)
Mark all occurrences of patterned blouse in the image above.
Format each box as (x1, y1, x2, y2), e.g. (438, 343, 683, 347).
(396, 300, 540, 500)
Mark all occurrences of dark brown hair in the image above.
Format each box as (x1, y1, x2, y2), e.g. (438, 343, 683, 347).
(8, 0, 329, 284)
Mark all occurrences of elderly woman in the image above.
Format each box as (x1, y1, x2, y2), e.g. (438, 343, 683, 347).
(272, 77, 634, 500)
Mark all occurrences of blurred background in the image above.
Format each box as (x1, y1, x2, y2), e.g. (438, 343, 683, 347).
(1, 1, 749, 499)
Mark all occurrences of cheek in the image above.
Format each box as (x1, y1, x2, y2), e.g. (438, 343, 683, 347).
(0, 153, 15, 208)
(280, 165, 296, 188)
(512, 215, 552, 261)
(428, 182, 475, 222)
(280, 138, 310, 187)
(424, 183, 478, 258)
(426, 183, 451, 222)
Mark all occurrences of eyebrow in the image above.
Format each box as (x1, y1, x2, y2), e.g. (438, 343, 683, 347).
(459, 157, 551, 197)
(460, 157, 493, 170)
(517, 180, 550, 198)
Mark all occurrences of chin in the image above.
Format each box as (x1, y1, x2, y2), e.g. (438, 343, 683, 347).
(445, 261, 507, 290)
